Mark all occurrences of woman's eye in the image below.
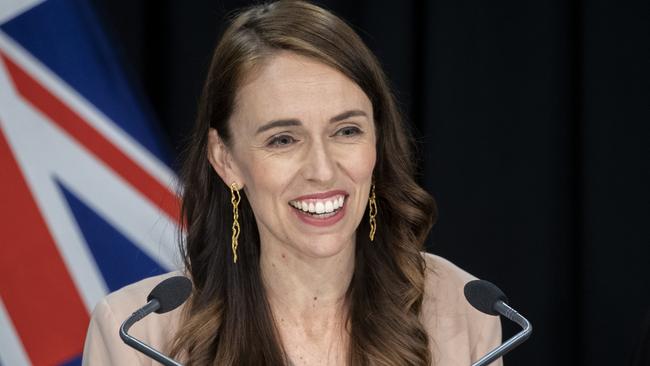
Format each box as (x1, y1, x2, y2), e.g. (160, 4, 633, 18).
(268, 135, 296, 147)
(336, 126, 362, 137)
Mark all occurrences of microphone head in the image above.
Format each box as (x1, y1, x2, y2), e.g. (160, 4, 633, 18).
(464, 279, 509, 316)
(147, 276, 192, 314)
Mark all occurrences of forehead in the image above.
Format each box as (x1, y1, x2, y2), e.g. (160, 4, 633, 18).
(232, 52, 373, 129)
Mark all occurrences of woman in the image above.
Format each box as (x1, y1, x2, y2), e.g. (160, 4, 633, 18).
(82, 1, 501, 365)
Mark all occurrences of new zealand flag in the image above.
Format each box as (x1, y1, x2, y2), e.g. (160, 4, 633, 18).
(0, 1, 181, 364)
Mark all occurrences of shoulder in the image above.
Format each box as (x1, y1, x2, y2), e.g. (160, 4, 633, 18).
(420, 253, 476, 323)
(420, 253, 503, 365)
(82, 272, 186, 365)
(100, 272, 182, 319)
(421, 252, 474, 305)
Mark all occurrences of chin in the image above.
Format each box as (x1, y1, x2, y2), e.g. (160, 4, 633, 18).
(296, 234, 354, 259)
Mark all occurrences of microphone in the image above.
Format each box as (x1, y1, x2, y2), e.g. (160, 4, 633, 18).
(464, 280, 532, 366)
(119, 276, 192, 366)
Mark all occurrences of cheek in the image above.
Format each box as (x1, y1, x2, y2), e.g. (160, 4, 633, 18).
(240, 155, 297, 207)
(341, 144, 376, 181)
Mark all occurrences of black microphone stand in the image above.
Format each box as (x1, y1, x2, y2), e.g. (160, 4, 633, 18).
(119, 299, 182, 366)
(471, 300, 532, 366)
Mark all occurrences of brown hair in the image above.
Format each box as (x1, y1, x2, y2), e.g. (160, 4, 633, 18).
(170, 1, 437, 364)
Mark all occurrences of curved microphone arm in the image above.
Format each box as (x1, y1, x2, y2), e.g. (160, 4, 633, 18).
(119, 299, 183, 366)
(471, 301, 533, 366)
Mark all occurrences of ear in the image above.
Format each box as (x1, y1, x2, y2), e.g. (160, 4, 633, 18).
(207, 128, 244, 189)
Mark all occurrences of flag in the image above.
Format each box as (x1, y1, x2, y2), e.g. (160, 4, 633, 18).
(0, 1, 181, 364)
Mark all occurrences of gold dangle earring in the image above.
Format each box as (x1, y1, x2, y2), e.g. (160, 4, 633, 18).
(368, 183, 377, 241)
(230, 182, 241, 263)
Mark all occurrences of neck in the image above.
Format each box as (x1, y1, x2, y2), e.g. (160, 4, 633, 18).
(259, 239, 356, 324)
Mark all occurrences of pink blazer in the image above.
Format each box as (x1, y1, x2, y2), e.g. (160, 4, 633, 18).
(82, 254, 503, 365)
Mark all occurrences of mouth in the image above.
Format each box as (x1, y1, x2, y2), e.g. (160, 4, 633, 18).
(288, 191, 348, 226)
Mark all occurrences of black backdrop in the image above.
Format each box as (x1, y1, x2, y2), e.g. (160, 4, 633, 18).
(89, 1, 649, 365)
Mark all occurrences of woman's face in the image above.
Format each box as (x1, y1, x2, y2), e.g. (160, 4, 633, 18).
(210, 51, 376, 259)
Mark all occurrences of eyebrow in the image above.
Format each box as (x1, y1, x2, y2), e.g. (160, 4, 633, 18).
(255, 109, 368, 135)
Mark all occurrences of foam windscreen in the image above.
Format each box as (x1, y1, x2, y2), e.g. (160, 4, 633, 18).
(147, 276, 192, 314)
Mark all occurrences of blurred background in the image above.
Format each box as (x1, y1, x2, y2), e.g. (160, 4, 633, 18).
(1, 0, 648, 365)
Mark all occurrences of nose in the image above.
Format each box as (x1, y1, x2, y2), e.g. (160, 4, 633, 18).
(301, 139, 336, 184)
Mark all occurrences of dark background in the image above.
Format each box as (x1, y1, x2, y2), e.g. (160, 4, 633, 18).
(89, 1, 649, 365)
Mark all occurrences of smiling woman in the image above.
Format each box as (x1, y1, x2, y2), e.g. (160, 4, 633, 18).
(81, 1, 502, 365)
(208, 51, 376, 261)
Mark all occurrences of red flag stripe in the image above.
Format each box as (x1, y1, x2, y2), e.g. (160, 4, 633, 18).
(0, 125, 89, 365)
(0, 52, 180, 225)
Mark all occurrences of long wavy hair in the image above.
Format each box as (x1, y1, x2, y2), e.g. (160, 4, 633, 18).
(170, 1, 437, 365)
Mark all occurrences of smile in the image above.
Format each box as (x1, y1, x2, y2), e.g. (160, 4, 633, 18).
(289, 195, 345, 215)
(288, 191, 348, 227)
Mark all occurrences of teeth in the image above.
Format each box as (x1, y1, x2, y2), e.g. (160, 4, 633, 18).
(326, 201, 334, 212)
(333, 199, 340, 210)
(289, 195, 346, 215)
